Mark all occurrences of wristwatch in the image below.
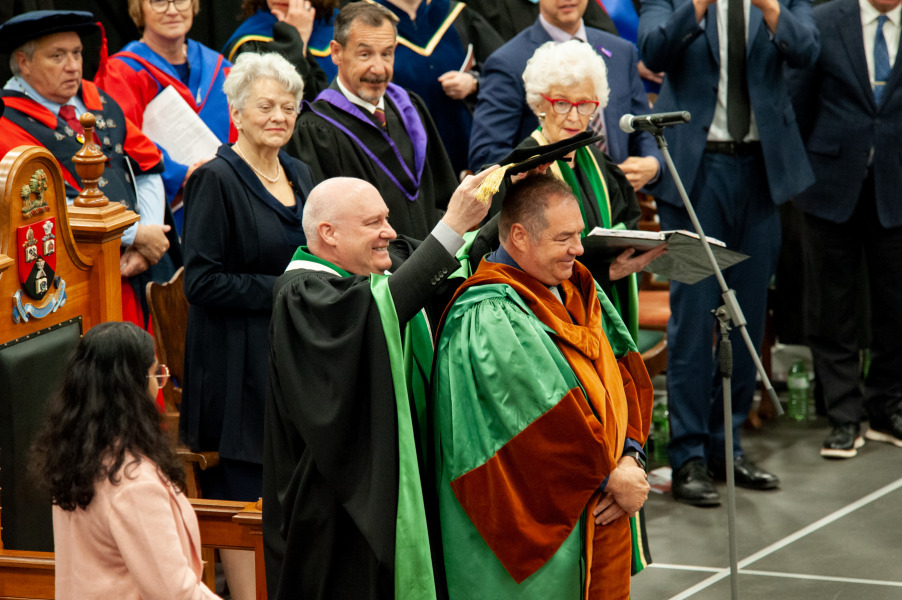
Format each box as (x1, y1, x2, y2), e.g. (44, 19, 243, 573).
(622, 449, 647, 471)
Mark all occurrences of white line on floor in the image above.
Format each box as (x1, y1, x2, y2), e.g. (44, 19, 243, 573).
(738, 476, 902, 568)
(740, 570, 902, 587)
(647, 564, 902, 588)
(647, 564, 723, 573)
(655, 476, 902, 599)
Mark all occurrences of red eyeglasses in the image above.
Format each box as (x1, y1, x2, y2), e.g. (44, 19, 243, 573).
(541, 95, 600, 116)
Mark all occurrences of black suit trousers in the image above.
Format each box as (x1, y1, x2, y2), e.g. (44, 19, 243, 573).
(803, 169, 902, 426)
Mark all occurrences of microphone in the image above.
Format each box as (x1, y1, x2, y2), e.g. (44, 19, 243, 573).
(619, 111, 691, 133)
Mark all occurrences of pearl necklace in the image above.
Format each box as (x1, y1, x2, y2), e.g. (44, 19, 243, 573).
(234, 143, 281, 184)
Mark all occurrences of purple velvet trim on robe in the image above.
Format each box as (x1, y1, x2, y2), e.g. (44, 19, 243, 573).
(310, 84, 427, 202)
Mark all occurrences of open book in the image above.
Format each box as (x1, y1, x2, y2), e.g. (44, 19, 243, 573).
(583, 227, 749, 285)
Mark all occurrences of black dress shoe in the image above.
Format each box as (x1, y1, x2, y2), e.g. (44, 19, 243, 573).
(709, 455, 780, 490)
(821, 423, 864, 458)
(672, 459, 721, 507)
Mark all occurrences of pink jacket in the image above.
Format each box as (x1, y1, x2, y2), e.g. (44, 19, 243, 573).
(52, 454, 220, 600)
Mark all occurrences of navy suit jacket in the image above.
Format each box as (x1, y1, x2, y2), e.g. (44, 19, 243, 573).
(467, 19, 662, 175)
(638, 0, 819, 207)
(790, 0, 902, 228)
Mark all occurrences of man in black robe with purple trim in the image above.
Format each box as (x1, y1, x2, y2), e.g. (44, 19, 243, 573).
(287, 1, 459, 241)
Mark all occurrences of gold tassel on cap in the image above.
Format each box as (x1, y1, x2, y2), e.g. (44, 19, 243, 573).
(475, 164, 512, 205)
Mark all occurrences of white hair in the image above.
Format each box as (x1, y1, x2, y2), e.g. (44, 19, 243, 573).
(10, 40, 37, 76)
(522, 40, 610, 117)
(222, 52, 304, 112)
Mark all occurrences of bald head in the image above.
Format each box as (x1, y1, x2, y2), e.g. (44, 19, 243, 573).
(303, 177, 372, 242)
(304, 177, 397, 275)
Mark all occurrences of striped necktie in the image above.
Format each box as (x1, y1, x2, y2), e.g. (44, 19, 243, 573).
(589, 112, 608, 153)
(373, 107, 387, 129)
(874, 15, 891, 103)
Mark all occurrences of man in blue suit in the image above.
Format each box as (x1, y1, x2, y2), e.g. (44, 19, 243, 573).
(790, 0, 902, 459)
(468, 0, 663, 194)
(638, 0, 818, 505)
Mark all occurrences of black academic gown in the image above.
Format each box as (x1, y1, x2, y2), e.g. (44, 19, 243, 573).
(264, 235, 459, 600)
(180, 145, 313, 484)
(222, 19, 328, 102)
(378, 0, 504, 173)
(288, 83, 459, 241)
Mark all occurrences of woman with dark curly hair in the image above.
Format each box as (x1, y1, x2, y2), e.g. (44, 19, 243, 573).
(223, 0, 335, 93)
(31, 321, 220, 600)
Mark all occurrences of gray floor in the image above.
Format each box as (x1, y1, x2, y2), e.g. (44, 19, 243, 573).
(630, 391, 902, 599)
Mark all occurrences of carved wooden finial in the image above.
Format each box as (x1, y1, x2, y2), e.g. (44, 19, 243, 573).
(72, 112, 109, 208)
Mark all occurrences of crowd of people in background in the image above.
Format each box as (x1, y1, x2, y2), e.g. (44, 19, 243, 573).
(3, 0, 901, 597)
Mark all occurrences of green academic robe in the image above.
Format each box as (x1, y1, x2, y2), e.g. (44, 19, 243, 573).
(432, 259, 653, 599)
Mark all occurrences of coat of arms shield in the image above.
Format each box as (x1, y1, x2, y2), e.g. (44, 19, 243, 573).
(17, 217, 57, 301)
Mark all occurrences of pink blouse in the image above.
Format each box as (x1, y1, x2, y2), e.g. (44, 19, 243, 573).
(53, 453, 220, 600)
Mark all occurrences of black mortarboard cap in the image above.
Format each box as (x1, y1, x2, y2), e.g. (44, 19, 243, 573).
(0, 10, 98, 54)
(473, 131, 605, 205)
(497, 131, 604, 175)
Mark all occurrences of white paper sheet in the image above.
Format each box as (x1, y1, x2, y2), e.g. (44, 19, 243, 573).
(141, 85, 221, 166)
(459, 43, 474, 72)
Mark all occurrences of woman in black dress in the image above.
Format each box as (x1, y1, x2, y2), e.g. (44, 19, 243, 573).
(182, 50, 312, 500)
(179, 52, 313, 598)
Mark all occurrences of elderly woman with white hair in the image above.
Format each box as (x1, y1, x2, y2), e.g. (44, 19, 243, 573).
(181, 51, 313, 504)
(516, 39, 665, 339)
(180, 52, 314, 598)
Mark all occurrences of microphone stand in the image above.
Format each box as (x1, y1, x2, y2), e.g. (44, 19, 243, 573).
(645, 123, 783, 600)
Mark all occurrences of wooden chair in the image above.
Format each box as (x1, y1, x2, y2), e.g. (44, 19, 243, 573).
(0, 123, 253, 598)
(0, 119, 139, 596)
(145, 267, 220, 498)
(1, 138, 139, 553)
(634, 193, 670, 377)
(638, 330, 668, 378)
(0, 550, 55, 599)
(146, 266, 188, 440)
(145, 268, 220, 587)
